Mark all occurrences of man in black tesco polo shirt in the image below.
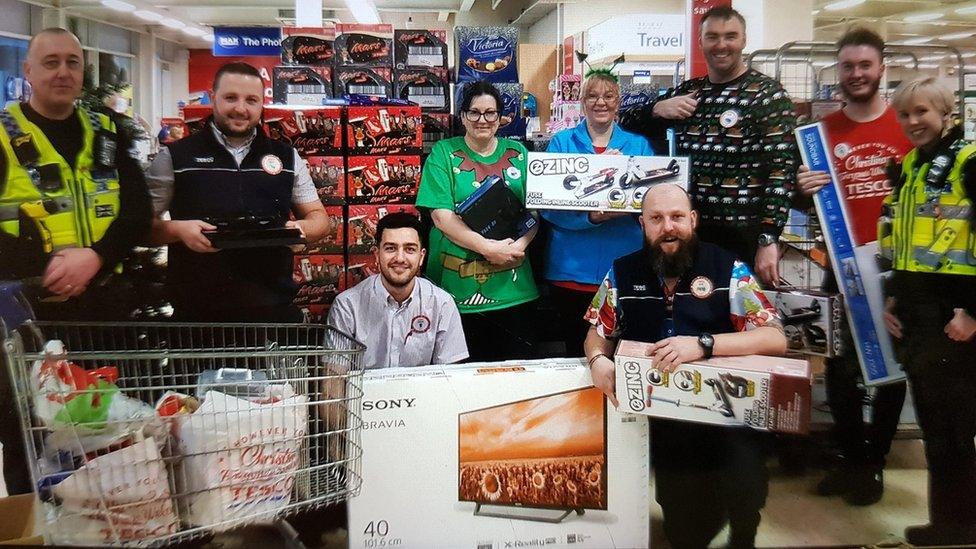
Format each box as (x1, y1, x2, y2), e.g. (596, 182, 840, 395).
(146, 62, 329, 321)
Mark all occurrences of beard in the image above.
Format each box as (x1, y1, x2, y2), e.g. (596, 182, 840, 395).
(842, 77, 880, 104)
(380, 263, 419, 289)
(214, 116, 255, 138)
(648, 234, 698, 279)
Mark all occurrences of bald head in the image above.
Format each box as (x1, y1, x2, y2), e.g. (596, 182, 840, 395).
(27, 28, 82, 60)
(639, 183, 698, 257)
(641, 183, 693, 214)
(24, 28, 84, 119)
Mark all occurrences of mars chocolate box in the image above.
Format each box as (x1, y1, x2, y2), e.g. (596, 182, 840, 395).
(345, 254, 378, 289)
(455, 26, 518, 83)
(264, 106, 343, 156)
(180, 104, 212, 135)
(335, 23, 393, 67)
(346, 204, 420, 254)
(615, 340, 812, 434)
(293, 253, 344, 306)
(280, 26, 336, 66)
(422, 113, 451, 155)
(346, 105, 422, 155)
(394, 29, 448, 69)
(333, 66, 393, 98)
(346, 155, 421, 205)
(301, 205, 344, 254)
(394, 68, 450, 112)
(306, 155, 345, 205)
(272, 66, 332, 106)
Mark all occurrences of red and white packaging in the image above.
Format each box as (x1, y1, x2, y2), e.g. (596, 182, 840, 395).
(180, 104, 212, 135)
(614, 340, 812, 434)
(305, 156, 345, 205)
(293, 254, 345, 295)
(263, 106, 343, 156)
(281, 25, 336, 66)
(346, 155, 420, 205)
(302, 205, 344, 255)
(299, 303, 331, 324)
(333, 67, 393, 98)
(160, 117, 189, 143)
(346, 204, 420, 254)
(345, 254, 378, 289)
(346, 105, 422, 155)
(335, 23, 394, 67)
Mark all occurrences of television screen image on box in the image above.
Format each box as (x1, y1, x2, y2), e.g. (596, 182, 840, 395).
(458, 387, 607, 522)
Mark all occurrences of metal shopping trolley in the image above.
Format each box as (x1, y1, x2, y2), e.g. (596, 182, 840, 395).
(0, 283, 366, 547)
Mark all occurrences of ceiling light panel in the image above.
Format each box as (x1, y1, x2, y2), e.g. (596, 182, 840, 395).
(823, 0, 866, 11)
(904, 12, 944, 23)
(100, 0, 136, 11)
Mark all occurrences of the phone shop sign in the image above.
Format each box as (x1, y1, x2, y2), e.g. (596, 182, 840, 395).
(213, 27, 282, 57)
(586, 15, 685, 60)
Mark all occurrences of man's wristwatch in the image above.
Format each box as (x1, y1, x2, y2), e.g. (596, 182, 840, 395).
(757, 233, 777, 247)
(698, 333, 714, 359)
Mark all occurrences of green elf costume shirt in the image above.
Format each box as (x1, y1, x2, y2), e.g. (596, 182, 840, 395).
(416, 136, 539, 313)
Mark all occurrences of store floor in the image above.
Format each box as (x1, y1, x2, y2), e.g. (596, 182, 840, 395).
(208, 438, 938, 549)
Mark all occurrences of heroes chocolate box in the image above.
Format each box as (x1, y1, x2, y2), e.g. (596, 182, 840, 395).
(615, 340, 813, 434)
(394, 68, 450, 112)
(280, 26, 336, 66)
(347, 204, 420, 254)
(394, 29, 449, 69)
(333, 67, 393, 98)
(455, 26, 518, 83)
(263, 106, 343, 156)
(346, 105, 422, 155)
(335, 23, 393, 67)
(346, 155, 421, 205)
(272, 66, 332, 106)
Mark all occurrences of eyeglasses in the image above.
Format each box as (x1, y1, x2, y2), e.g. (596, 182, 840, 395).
(584, 94, 619, 105)
(464, 110, 500, 122)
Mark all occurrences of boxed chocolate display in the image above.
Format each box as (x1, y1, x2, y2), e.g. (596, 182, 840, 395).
(615, 340, 813, 434)
(272, 66, 332, 106)
(305, 156, 345, 205)
(455, 26, 519, 83)
(302, 205, 344, 255)
(293, 254, 344, 305)
(280, 26, 336, 66)
(263, 106, 342, 156)
(422, 113, 452, 155)
(394, 68, 450, 112)
(333, 67, 393, 98)
(525, 151, 689, 212)
(335, 23, 393, 67)
(346, 155, 421, 205)
(346, 105, 422, 155)
(768, 289, 844, 358)
(348, 360, 650, 549)
(394, 29, 449, 69)
(298, 303, 330, 324)
(347, 204, 420, 254)
(180, 104, 212, 135)
(345, 254, 378, 289)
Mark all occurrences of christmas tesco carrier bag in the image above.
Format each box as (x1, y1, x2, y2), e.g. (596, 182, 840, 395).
(455, 26, 519, 83)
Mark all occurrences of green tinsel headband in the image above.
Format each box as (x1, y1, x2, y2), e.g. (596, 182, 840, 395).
(576, 51, 626, 82)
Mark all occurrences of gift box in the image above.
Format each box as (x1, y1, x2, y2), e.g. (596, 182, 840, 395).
(614, 340, 813, 434)
(293, 254, 344, 305)
(305, 156, 345, 205)
(335, 23, 394, 67)
(394, 29, 449, 69)
(348, 360, 650, 549)
(298, 303, 331, 324)
(180, 104, 212, 135)
(554, 74, 582, 102)
(272, 66, 332, 106)
(346, 204, 420, 254)
(159, 117, 188, 144)
(280, 26, 336, 66)
(422, 113, 452, 155)
(346, 155, 420, 205)
(394, 68, 450, 112)
(767, 289, 844, 358)
(345, 254, 378, 289)
(455, 26, 518, 83)
(263, 106, 343, 156)
(333, 67, 393, 98)
(302, 205, 344, 254)
(345, 105, 422, 155)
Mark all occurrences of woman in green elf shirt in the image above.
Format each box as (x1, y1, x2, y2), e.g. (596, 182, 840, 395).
(416, 80, 539, 362)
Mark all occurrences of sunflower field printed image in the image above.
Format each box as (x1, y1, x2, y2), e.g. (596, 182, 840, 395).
(458, 388, 607, 510)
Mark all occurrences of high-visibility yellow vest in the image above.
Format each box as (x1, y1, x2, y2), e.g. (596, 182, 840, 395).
(0, 103, 120, 253)
(879, 140, 976, 275)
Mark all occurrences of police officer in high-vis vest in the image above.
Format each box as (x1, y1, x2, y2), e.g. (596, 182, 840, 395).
(0, 27, 151, 319)
(146, 62, 329, 322)
(880, 75, 976, 545)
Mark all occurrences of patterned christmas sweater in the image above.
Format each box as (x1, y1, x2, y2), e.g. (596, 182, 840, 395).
(620, 69, 799, 237)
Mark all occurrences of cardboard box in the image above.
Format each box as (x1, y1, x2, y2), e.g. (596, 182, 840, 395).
(333, 67, 393, 98)
(180, 104, 212, 135)
(302, 204, 344, 254)
(345, 105, 423, 156)
(263, 106, 343, 156)
(422, 113, 452, 155)
(293, 254, 344, 303)
(0, 494, 43, 545)
(554, 74, 581, 102)
(547, 100, 582, 134)
(455, 26, 519, 83)
(159, 117, 188, 143)
(394, 68, 450, 112)
(394, 29, 449, 69)
(348, 360, 650, 549)
(618, 83, 658, 117)
(298, 303, 331, 324)
(525, 152, 690, 212)
(768, 289, 844, 358)
(614, 340, 812, 434)
(304, 155, 345, 205)
(345, 254, 378, 288)
(346, 155, 421, 205)
(346, 204, 420, 254)
(272, 66, 332, 106)
(280, 26, 336, 66)
(335, 23, 393, 67)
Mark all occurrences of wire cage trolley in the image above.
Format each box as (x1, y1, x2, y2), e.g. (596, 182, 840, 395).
(3, 319, 365, 547)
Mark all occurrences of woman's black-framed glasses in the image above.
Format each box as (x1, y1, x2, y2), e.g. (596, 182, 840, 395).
(463, 110, 500, 122)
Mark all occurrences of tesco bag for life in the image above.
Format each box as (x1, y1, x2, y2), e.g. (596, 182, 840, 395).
(177, 390, 308, 528)
(50, 436, 180, 544)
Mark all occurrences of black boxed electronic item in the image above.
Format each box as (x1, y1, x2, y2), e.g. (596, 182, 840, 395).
(394, 29, 448, 69)
(335, 23, 393, 67)
(203, 216, 304, 249)
(272, 66, 332, 106)
(394, 68, 450, 112)
(334, 66, 393, 98)
(280, 26, 336, 66)
(456, 174, 536, 241)
(455, 26, 518, 83)
(768, 289, 844, 358)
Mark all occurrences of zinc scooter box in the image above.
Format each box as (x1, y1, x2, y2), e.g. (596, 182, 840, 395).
(614, 340, 812, 434)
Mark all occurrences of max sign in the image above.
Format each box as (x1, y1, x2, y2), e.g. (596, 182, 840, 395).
(214, 27, 283, 57)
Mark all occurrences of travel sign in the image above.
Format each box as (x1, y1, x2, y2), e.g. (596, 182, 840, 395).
(213, 27, 283, 57)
